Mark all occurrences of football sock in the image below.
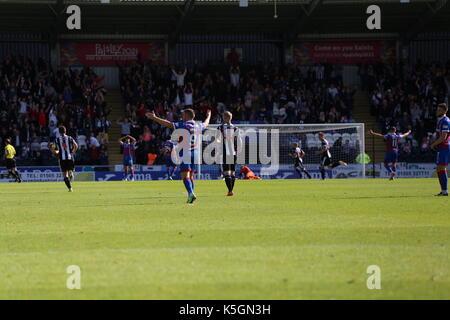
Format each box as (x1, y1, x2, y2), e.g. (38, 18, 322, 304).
(190, 177, 195, 192)
(384, 163, 393, 173)
(231, 174, 236, 190)
(224, 175, 232, 192)
(438, 170, 447, 192)
(304, 170, 312, 179)
(64, 177, 72, 190)
(295, 168, 303, 178)
(183, 177, 193, 195)
(131, 168, 135, 177)
(320, 168, 326, 180)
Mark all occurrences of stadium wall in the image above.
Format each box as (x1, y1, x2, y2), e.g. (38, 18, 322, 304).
(409, 32, 450, 64)
(171, 33, 282, 66)
(0, 33, 50, 61)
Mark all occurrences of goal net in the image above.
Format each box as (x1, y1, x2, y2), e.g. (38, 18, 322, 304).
(196, 123, 365, 180)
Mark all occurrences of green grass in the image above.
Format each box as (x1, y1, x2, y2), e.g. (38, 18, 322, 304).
(0, 178, 449, 300)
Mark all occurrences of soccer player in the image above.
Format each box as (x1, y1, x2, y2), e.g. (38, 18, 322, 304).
(239, 166, 261, 180)
(430, 103, 450, 196)
(3, 138, 22, 183)
(316, 132, 347, 180)
(289, 142, 312, 179)
(146, 108, 211, 203)
(369, 127, 411, 180)
(217, 111, 242, 196)
(51, 126, 78, 192)
(162, 140, 177, 180)
(119, 135, 136, 181)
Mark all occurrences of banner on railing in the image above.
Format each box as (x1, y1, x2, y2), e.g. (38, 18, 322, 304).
(0, 163, 438, 183)
(0, 167, 95, 183)
(294, 41, 396, 64)
(60, 41, 165, 66)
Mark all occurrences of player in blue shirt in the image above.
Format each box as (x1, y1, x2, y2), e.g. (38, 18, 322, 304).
(369, 127, 411, 180)
(118, 135, 136, 181)
(162, 140, 178, 180)
(146, 108, 211, 203)
(430, 103, 450, 196)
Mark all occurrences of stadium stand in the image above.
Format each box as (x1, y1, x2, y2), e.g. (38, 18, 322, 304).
(363, 61, 450, 162)
(0, 56, 111, 166)
(118, 62, 358, 165)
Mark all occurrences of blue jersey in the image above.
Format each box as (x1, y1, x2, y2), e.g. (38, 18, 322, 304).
(163, 140, 175, 157)
(123, 142, 134, 157)
(384, 133, 401, 152)
(436, 115, 450, 148)
(173, 120, 205, 150)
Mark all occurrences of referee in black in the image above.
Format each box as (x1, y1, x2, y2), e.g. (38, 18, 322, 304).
(51, 126, 78, 192)
(217, 111, 242, 196)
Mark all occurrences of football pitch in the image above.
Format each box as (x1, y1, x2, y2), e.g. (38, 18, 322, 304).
(0, 178, 448, 300)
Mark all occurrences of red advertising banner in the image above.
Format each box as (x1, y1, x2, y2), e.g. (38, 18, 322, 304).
(60, 42, 165, 66)
(294, 41, 396, 64)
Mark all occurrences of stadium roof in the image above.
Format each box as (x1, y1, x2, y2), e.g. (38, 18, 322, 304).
(0, 0, 448, 40)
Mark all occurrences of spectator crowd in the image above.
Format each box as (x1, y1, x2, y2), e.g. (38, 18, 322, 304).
(118, 61, 357, 165)
(2, 54, 449, 167)
(362, 60, 450, 162)
(0, 55, 110, 166)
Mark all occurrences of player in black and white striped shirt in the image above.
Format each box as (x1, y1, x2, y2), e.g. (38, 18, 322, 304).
(316, 132, 347, 180)
(217, 112, 242, 196)
(289, 142, 312, 179)
(50, 126, 78, 192)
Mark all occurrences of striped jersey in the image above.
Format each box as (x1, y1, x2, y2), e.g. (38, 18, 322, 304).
(55, 135, 77, 161)
(436, 115, 450, 148)
(384, 133, 401, 152)
(123, 142, 134, 157)
(217, 123, 239, 158)
(321, 139, 331, 159)
(173, 120, 205, 150)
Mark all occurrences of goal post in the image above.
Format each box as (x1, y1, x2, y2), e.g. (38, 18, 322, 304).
(197, 123, 365, 180)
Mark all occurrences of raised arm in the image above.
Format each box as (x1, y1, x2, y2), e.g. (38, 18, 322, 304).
(369, 129, 385, 139)
(400, 130, 411, 138)
(145, 112, 175, 129)
(203, 109, 212, 129)
(129, 135, 137, 144)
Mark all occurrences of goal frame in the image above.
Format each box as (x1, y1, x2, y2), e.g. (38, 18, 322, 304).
(197, 123, 366, 180)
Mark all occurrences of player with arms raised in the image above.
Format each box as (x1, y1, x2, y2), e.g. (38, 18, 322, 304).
(146, 108, 211, 203)
(431, 103, 450, 196)
(316, 132, 347, 180)
(289, 142, 311, 179)
(51, 126, 78, 192)
(369, 127, 411, 180)
(119, 135, 136, 181)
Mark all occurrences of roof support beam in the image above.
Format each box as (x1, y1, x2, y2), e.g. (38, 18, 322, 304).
(48, 0, 66, 46)
(285, 0, 323, 45)
(169, 0, 196, 47)
(404, 0, 449, 42)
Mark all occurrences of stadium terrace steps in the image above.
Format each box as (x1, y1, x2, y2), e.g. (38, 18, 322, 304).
(352, 90, 386, 164)
(106, 89, 126, 165)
